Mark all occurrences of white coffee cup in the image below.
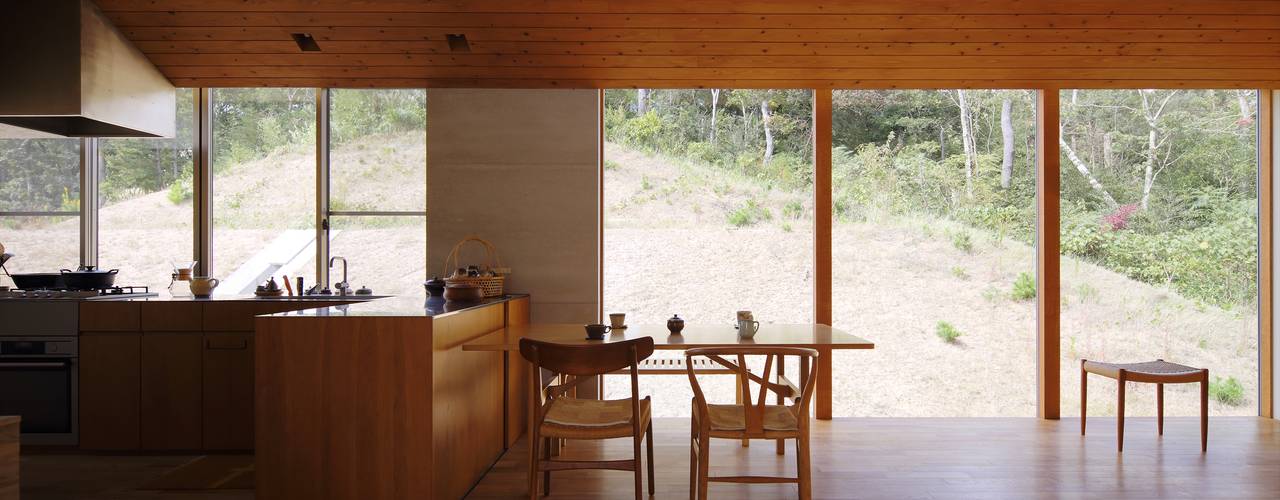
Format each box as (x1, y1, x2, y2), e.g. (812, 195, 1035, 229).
(609, 313, 626, 329)
(737, 319, 760, 339)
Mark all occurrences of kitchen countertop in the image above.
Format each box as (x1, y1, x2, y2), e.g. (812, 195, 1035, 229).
(260, 294, 528, 318)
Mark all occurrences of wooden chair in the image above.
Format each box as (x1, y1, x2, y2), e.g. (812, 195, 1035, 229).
(1081, 359, 1209, 452)
(684, 347, 818, 500)
(519, 337, 657, 499)
(610, 355, 754, 447)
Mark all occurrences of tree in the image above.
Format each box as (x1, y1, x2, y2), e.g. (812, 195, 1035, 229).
(950, 89, 977, 199)
(1137, 89, 1179, 210)
(709, 89, 720, 142)
(761, 98, 774, 165)
(1000, 96, 1014, 189)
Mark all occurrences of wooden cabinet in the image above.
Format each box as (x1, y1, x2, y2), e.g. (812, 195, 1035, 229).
(202, 332, 255, 450)
(78, 332, 141, 450)
(140, 333, 203, 450)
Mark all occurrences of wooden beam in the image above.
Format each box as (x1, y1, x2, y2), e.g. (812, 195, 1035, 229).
(133, 41, 1280, 57)
(1036, 89, 1061, 421)
(121, 27, 1280, 44)
(164, 77, 1280, 90)
(1262, 89, 1275, 419)
(145, 54, 1280, 70)
(104, 11, 1280, 30)
(156, 66, 1280, 83)
(92, 0, 1280, 16)
(814, 89, 833, 420)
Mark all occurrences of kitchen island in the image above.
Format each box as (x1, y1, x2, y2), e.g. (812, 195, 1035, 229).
(254, 294, 530, 500)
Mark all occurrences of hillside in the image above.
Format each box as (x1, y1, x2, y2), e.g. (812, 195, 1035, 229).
(601, 141, 1257, 418)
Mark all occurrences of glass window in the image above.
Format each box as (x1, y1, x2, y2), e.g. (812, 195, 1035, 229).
(0, 138, 81, 280)
(98, 88, 195, 294)
(602, 89, 815, 415)
(830, 90, 1039, 417)
(1059, 89, 1259, 416)
(325, 89, 426, 296)
(211, 88, 316, 295)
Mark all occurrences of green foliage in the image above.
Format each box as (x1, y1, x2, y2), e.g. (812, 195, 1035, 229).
(727, 199, 772, 227)
(1209, 376, 1245, 406)
(1011, 272, 1036, 301)
(935, 321, 962, 343)
(783, 201, 805, 219)
(167, 166, 193, 205)
(603, 159, 621, 171)
(951, 231, 973, 253)
(951, 266, 968, 279)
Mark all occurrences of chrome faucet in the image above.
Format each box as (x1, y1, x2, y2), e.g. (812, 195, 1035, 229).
(329, 256, 349, 296)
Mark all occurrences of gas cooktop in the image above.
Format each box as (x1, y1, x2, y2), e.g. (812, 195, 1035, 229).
(0, 285, 156, 300)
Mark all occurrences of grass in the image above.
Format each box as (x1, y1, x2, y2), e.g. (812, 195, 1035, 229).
(935, 321, 962, 343)
(951, 266, 968, 279)
(1011, 272, 1036, 301)
(1209, 376, 1245, 406)
(727, 199, 772, 227)
(951, 231, 974, 253)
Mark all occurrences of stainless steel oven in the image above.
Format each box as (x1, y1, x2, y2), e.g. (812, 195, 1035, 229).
(0, 337, 77, 445)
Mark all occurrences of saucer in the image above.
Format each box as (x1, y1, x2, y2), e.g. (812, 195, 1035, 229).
(612, 325, 628, 330)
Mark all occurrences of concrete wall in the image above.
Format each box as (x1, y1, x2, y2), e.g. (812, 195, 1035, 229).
(426, 89, 598, 323)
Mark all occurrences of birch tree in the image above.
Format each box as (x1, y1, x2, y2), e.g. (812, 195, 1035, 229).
(1000, 96, 1014, 189)
(761, 98, 774, 164)
(950, 89, 977, 199)
(1138, 89, 1179, 210)
(709, 89, 720, 142)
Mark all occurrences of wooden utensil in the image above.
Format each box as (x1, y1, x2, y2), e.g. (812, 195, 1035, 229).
(283, 275, 294, 296)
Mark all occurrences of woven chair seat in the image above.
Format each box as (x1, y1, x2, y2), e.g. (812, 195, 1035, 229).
(699, 404, 799, 433)
(541, 398, 652, 439)
(1082, 359, 1204, 383)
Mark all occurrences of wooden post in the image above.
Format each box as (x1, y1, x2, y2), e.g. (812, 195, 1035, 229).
(814, 89, 834, 420)
(1036, 89, 1062, 420)
(1261, 89, 1274, 419)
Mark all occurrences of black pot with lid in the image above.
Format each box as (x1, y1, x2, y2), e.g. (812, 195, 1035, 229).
(423, 276, 447, 297)
(60, 265, 119, 290)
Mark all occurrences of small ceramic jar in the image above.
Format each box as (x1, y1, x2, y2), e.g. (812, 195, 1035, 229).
(667, 314, 685, 334)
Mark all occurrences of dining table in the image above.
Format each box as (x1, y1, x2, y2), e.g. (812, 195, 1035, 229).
(462, 323, 875, 420)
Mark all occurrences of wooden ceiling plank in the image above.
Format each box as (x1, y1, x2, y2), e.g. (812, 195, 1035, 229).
(165, 77, 1280, 90)
(156, 65, 1280, 81)
(132, 40, 1280, 57)
(104, 11, 1280, 30)
(92, 0, 1280, 16)
(143, 53, 1280, 70)
(120, 27, 1280, 44)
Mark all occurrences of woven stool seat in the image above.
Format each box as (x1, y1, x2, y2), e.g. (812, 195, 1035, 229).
(1082, 359, 1204, 383)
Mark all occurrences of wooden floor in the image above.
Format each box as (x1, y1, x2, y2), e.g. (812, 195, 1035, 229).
(469, 417, 1280, 499)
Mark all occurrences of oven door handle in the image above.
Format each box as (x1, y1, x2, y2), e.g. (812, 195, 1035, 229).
(0, 361, 72, 368)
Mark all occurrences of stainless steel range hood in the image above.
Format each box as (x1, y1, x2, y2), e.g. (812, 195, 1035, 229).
(0, 0, 175, 138)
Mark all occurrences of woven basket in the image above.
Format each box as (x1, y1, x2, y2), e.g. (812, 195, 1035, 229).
(442, 236, 508, 298)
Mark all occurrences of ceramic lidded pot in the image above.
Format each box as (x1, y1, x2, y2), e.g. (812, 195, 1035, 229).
(667, 314, 685, 334)
(423, 276, 447, 297)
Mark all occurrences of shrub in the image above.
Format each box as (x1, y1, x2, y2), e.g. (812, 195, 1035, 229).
(727, 199, 771, 227)
(935, 321, 962, 343)
(951, 266, 968, 279)
(1011, 272, 1036, 301)
(1209, 377, 1245, 406)
(603, 159, 621, 171)
(783, 200, 805, 220)
(951, 231, 974, 253)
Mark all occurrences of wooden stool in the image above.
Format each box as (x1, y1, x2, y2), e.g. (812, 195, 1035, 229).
(1080, 359, 1209, 452)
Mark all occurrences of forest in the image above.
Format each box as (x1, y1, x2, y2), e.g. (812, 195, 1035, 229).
(604, 88, 1259, 310)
